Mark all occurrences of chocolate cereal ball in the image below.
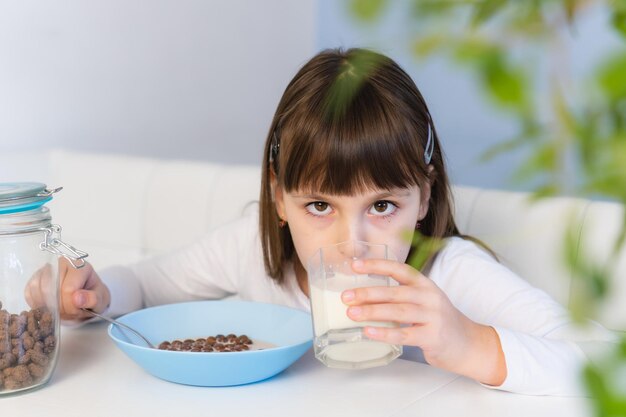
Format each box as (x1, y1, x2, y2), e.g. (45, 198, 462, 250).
(0, 303, 57, 393)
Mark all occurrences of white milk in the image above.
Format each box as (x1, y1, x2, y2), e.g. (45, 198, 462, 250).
(310, 272, 395, 336)
(309, 272, 400, 366)
(322, 340, 396, 364)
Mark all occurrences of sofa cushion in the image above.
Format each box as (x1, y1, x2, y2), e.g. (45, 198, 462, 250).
(454, 187, 625, 332)
(45, 149, 625, 332)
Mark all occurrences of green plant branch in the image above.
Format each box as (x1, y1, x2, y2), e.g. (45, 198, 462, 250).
(348, 0, 626, 414)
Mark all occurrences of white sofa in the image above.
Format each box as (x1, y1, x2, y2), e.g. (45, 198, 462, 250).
(4, 149, 625, 334)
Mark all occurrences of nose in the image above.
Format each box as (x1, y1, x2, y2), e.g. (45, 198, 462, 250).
(336, 217, 368, 257)
(337, 216, 366, 244)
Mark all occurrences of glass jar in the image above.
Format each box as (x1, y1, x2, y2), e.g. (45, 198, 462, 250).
(0, 182, 87, 395)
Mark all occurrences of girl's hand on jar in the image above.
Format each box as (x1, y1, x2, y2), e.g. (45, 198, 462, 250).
(341, 258, 506, 386)
(25, 257, 110, 321)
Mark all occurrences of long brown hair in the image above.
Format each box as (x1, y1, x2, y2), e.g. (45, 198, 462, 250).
(260, 48, 460, 283)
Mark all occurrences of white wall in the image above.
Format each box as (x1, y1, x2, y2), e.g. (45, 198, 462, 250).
(0, 0, 316, 167)
(3, 1, 621, 191)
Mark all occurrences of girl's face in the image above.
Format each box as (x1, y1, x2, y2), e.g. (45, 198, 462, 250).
(273, 184, 429, 269)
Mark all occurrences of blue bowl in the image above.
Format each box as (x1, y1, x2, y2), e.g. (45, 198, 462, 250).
(107, 300, 313, 386)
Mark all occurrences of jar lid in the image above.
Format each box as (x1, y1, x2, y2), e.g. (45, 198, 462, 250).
(0, 182, 62, 214)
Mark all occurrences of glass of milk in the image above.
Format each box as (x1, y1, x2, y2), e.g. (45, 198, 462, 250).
(307, 240, 402, 369)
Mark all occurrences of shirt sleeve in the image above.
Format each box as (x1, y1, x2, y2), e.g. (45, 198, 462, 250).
(99, 208, 260, 318)
(429, 237, 618, 396)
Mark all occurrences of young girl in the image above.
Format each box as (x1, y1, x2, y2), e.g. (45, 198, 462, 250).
(41, 48, 607, 396)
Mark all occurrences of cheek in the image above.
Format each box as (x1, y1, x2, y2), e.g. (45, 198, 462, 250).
(291, 236, 317, 268)
(389, 240, 412, 263)
(283, 216, 325, 269)
(383, 210, 419, 263)
(385, 231, 412, 263)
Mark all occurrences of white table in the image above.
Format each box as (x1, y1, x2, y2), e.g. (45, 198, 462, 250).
(3, 323, 592, 416)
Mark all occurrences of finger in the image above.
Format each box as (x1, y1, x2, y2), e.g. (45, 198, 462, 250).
(342, 285, 425, 306)
(347, 303, 429, 325)
(363, 325, 423, 346)
(351, 258, 427, 287)
(72, 289, 99, 310)
(68, 289, 105, 321)
(63, 290, 100, 321)
(83, 268, 110, 313)
(60, 261, 94, 317)
(72, 269, 110, 315)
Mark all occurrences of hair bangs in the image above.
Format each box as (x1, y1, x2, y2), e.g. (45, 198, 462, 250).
(279, 85, 426, 195)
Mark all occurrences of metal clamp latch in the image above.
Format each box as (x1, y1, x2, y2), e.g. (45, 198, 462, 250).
(37, 187, 64, 197)
(39, 224, 89, 269)
(0, 186, 63, 203)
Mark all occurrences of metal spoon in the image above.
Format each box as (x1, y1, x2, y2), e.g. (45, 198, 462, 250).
(81, 308, 155, 349)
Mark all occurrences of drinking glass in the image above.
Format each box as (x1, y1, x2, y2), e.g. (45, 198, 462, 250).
(307, 240, 402, 369)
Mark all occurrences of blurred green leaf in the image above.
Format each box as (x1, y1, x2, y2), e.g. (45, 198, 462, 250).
(478, 117, 545, 163)
(584, 175, 626, 202)
(584, 365, 607, 415)
(564, 218, 580, 272)
(482, 55, 528, 110)
(530, 183, 560, 199)
(411, 0, 462, 18)
(565, 221, 594, 322)
(451, 40, 529, 110)
(612, 2, 626, 38)
(598, 51, 626, 101)
(479, 136, 528, 163)
(583, 337, 626, 416)
(513, 141, 558, 183)
(589, 267, 609, 299)
(620, 337, 626, 358)
(616, 212, 626, 256)
(407, 231, 444, 271)
(583, 135, 626, 202)
(413, 34, 448, 58)
(575, 110, 601, 173)
(325, 49, 385, 120)
(350, 0, 388, 22)
(507, 1, 548, 36)
(453, 38, 498, 63)
(552, 87, 578, 137)
(563, 0, 580, 25)
(565, 217, 613, 323)
(471, 0, 507, 27)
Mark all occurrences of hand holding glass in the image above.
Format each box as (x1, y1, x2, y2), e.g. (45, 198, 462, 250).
(307, 241, 402, 369)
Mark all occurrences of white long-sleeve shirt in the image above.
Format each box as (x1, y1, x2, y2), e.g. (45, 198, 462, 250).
(100, 207, 615, 396)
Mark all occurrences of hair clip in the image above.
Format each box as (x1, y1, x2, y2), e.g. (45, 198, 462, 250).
(269, 131, 280, 164)
(424, 123, 434, 165)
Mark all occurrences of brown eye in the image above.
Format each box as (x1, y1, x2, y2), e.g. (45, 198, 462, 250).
(373, 201, 388, 213)
(306, 201, 332, 216)
(313, 202, 329, 212)
(369, 200, 397, 217)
